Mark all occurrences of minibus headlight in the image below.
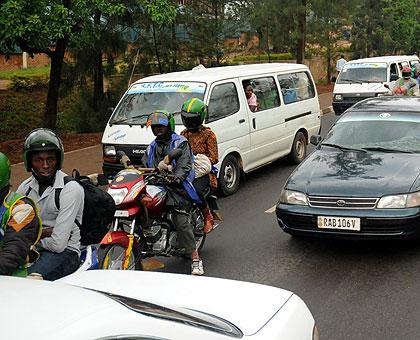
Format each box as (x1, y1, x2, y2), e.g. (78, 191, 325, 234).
(334, 94, 343, 101)
(104, 145, 116, 156)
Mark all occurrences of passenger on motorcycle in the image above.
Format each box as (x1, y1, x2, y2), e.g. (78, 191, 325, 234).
(17, 128, 83, 280)
(180, 98, 218, 234)
(390, 66, 417, 96)
(0, 152, 42, 277)
(142, 110, 205, 275)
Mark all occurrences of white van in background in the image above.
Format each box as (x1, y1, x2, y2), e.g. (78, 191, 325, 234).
(102, 63, 321, 195)
(333, 55, 419, 114)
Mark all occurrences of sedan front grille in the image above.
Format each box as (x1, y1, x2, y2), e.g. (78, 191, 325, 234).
(308, 196, 379, 209)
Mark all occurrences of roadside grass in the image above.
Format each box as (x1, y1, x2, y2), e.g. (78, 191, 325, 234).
(0, 66, 50, 80)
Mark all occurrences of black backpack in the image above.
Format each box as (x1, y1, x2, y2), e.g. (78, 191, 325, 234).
(26, 170, 116, 246)
(58, 170, 116, 246)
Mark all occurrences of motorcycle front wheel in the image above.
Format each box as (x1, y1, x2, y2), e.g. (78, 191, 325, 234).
(98, 244, 142, 270)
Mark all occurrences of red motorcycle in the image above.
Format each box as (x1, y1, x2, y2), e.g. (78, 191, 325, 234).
(97, 150, 206, 270)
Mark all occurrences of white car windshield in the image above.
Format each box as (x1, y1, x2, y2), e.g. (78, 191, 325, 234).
(323, 117, 420, 153)
(337, 63, 387, 84)
(110, 81, 206, 125)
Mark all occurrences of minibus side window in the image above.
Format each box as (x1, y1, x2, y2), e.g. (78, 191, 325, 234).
(278, 72, 314, 104)
(207, 82, 240, 123)
(390, 63, 398, 79)
(242, 76, 280, 112)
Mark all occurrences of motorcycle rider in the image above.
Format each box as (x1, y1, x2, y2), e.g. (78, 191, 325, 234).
(16, 128, 83, 280)
(390, 66, 417, 96)
(180, 98, 218, 233)
(0, 152, 42, 276)
(142, 110, 204, 275)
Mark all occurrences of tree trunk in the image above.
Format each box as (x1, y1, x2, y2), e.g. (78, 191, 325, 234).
(171, 22, 177, 71)
(43, 39, 67, 129)
(152, 22, 163, 73)
(92, 11, 104, 111)
(296, 0, 306, 64)
(93, 48, 104, 111)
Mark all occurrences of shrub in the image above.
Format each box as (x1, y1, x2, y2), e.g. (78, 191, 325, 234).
(232, 53, 294, 62)
(10, 75, 49, 90)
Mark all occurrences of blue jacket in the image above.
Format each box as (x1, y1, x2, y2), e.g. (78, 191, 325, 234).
(147, 133, 202, 204)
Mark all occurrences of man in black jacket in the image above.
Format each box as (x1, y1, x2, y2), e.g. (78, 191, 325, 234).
(0, 152, 41, 277)
(143, 110, 204, 275)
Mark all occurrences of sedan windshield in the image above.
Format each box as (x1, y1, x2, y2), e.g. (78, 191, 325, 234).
(323, 118, 420, 153)
(110, 81, 206, 125)
(337, 63, 387, 84)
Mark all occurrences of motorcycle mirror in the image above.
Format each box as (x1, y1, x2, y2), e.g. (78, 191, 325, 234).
(116, 151, 126, 160)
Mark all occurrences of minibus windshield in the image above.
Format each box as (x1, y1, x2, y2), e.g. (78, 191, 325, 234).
(337, 63, 387, 84)
(110, 81, 206, 125)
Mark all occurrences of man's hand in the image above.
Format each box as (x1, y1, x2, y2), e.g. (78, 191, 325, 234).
(158, 160, 173, 173)
(41, 227, 53, 239)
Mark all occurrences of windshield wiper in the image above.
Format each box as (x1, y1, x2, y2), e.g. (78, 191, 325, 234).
(321, 143, 367, 153)
(110, 114, 148, 125)
(362, 147, 414, 154)
(338, 78, 363, 84)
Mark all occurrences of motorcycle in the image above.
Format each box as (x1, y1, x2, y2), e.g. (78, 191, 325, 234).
(97, 150, 209, 270)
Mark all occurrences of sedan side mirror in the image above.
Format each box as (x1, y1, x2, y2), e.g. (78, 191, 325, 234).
(310, 135, 322, 146)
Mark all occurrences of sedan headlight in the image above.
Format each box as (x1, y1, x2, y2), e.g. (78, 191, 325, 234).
(104, 145, 116, 156)
(334, 94, 343, 101)
(279, 189, 308, 206)
(107, 187, 128, 205)
(377, 192, 420, 208)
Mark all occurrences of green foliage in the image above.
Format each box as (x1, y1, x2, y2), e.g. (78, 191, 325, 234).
(0, 89, 45, 142)
(0, 66, 50, 80)
(10, 74, 49, 90)
(232, 53, 294, 62)
(142, 0, 177, 27)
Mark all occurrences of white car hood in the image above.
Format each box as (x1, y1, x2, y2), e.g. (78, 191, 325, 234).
(59, 270, 294, 336)
(333, 82, 388, 94)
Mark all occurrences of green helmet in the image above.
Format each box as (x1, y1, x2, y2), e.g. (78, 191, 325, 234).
(23, 128, 64, 172)
(147, 110, 175, 132)
(0, 152, 11, 191)
(181, 98, 207, 130)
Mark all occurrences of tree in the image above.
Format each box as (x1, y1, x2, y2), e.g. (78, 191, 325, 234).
(0, 0, 125, 130)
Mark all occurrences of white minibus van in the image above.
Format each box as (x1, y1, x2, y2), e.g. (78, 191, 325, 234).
(102, 63, 321, 195)
(333, 55, 419, 114)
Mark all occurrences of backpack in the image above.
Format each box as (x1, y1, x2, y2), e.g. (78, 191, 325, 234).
(58, 170, 116, 246)
(25, 170, 116, 246)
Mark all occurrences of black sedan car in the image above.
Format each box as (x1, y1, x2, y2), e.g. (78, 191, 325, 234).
(276, 96, 420, 239)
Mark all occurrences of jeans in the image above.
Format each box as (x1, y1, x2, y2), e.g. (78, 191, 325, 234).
(28, 249, 80, 281)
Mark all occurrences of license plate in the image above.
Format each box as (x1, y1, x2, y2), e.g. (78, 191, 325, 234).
(114, 210, 129, 217)
(317, 216, 360, 231)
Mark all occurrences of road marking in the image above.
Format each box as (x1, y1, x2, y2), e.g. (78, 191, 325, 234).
(265, 205, 276, 214)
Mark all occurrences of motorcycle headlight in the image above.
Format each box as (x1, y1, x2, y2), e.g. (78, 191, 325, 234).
(104, 145, 116, 156)
(334, 94, 343, 101)
(107, 187, 128, 205)
(279, 189, 308, 206)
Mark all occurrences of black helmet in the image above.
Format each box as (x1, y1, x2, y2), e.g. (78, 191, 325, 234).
(181, 98, 207, 130)
(23, 128, 64, 172)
